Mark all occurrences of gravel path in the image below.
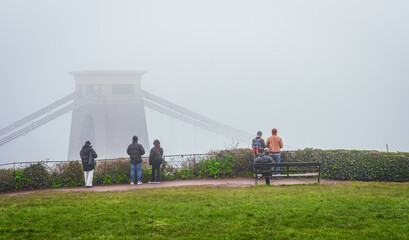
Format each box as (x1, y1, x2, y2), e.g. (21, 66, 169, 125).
(1, 177, 339, 196)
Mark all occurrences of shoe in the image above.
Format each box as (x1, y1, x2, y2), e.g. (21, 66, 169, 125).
(130, 182, 134, 185)
(86, 186, 92, 188)
(137, 181, 142, 185)
(155, 181, 160, 184)
(148, 181, 153, 184)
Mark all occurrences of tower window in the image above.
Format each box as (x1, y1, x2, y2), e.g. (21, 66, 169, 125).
(112, 85, 134, 95)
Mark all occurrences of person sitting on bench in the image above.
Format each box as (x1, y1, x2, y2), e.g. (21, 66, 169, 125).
(254, 148, 274, 185)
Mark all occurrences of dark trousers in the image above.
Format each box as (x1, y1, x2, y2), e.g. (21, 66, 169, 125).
(150, 164, 161, 182)
(262, 174, 271, 185)
(265, 177, 270, 185)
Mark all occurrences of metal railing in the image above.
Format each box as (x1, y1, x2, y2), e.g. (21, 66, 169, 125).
(0, 153, 213, 170)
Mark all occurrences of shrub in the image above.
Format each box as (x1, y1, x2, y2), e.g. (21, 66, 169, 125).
(176, 168, 193, 179)
(281, 149, 409, 182)
(23, 162, 51, 189)
(113, 173, 128, 184)
(142, 167, 152, 182)
(197, 155, 235, 179)
(51, 161, 83, 187)
(13, 170, 30, 190)
(0, 169, 14, 192)
(102, 174, 112, 185)
(95, 158, 131, 177)
(214, 149, 253, 176)
(1, 149, 407, 193)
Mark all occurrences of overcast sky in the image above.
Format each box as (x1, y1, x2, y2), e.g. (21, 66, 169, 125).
(0, 0, 408, 164)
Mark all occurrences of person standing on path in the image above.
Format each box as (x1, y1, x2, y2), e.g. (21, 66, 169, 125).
(80, 141, 98, 188)
(252, 131, 266, 158)
(127, 136, 145, 185)
(149, 139, 164, 183)
(266, 128, 283, 175)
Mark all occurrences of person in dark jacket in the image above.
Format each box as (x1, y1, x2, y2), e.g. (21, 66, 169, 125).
(80, 140, 98, 188)
(254, 148, 274, 185)
(149, 139, 163, 183)
(127, 136, 145, 185)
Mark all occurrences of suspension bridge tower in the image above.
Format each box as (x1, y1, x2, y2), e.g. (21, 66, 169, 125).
(67, 70, 149, 160)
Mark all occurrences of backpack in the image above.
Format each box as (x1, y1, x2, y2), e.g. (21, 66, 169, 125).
(154, 153, 163, 164)
(153, 149, 163, 165)
(252, 138, 261, 153)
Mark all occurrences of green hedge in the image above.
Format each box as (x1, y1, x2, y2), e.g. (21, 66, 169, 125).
(282, 149, 409, 182)
(1, 149, 408, 193)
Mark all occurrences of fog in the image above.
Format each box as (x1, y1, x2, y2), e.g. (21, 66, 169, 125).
(1, 0, 408, 164)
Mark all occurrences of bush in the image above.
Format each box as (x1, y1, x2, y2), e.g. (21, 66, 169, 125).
(113, 173, 128, 184)
(176, 168, 194, 179)
(197, 155, 235, 179)
(1, 149, 407, 193)
(23, 163, 51, 189)
(13, 170, 30, 190)
(0, 169, 14, 192)
(102, 174, 112, 185)
(281, 149, 409, 182)
(51, 161, 83, 187)
(214, 149, 254, 176)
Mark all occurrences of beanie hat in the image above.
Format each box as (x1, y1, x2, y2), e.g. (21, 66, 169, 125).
(272, 128, 278, 134)
(132, 136, 138, 141)
(257, 131, 262, 136)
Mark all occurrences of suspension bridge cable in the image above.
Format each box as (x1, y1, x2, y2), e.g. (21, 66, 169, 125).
(142, 90, 252, 141)
(0, 92, 96, 147)
(0, 91, 79, 136)
(142, 99, 250, 143)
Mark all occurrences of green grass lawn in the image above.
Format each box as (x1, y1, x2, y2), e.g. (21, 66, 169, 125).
(1, 182, 408, 240)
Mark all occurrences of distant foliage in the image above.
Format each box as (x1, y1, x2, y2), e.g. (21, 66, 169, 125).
(214, 149, 254, 177)
(51, 161, 83, 188)
(13, 170, 30, 190)
(1, 149, 408, 193)
(197, 155, 235, 179)
(176, 168, 193, 179)
(23, 163, 51, 189)
(281, 149, 409, 182)
(0, 169, 14, 192)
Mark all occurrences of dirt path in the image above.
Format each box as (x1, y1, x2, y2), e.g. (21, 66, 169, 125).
(1, 177, 339, 197)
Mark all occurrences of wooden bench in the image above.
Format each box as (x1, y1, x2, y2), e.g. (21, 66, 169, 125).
(253, 162, 321, 185)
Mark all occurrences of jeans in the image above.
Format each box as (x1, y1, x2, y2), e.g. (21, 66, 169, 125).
(131, 163, 142, 182)
(271, 154, 281, 175)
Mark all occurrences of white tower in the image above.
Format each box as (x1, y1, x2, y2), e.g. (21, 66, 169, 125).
(68, 70, 149, 160)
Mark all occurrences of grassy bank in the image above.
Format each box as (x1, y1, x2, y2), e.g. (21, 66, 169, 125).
(1, 182, 408, 239)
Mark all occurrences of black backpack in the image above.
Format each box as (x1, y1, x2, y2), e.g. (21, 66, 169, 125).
(154, 150, 163, 164)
